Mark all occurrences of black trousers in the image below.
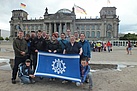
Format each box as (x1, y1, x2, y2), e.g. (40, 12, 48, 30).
(12, 56, 26, 80)
(32, 54, 37, 71)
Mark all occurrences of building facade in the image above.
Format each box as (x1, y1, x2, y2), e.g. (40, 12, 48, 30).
(9, 7, 120, 41)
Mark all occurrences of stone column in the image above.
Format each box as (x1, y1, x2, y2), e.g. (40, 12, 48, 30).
(43, 23, 46, 31)
(0, 29, 1, 37)
(10, 24, 14, 37)
(70, 23, 73, 34)
(49, 23, 52, 36)
(45, 23, 47, 32)
(113, 22, 117, 38)
(104, 21, 107, 38)
(59, 23, 62, 34)
(54, 23, 56, 32)
(73, 20, 76, 34)
(63, 23, 67, 33)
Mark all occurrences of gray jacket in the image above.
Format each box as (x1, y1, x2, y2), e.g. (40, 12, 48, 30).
(13, 37, 28, 57)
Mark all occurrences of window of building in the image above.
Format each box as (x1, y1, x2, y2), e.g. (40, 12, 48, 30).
(96, 25, 100, 30)
(24, 31, 26, 36)
(47, 24, 49, 30)
(40, 24, 43, 30)
(108, 11, 111, 14)
(86, 31, 90, 38)
(76, 25, 80, 31)
(81, 25, 85, 30)
(91, 25, 95, 30)
(86, 25, 90, 30)
(97, 31, 100, 38)
(15, 32, 17, 37)
(29, 26, 32, 30)
(111, 11, 113, 14)
(91, 31, 95, 38)
(107, 24, 112, 30)
(81, 31, 85, 34)
(23, 25, 25, 30)
(31, 25, 34, 30)
(28, 25, 30, 30)
(25, 25, 28, 30)
(27, 31, 30, 34)
(107, 32, 111, 38)
(35, 25, 38, 30)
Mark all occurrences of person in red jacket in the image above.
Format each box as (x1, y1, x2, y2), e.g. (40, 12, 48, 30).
(106, 41, 111, 52)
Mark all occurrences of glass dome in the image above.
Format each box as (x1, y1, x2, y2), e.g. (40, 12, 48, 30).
(57, 9, 72, 14)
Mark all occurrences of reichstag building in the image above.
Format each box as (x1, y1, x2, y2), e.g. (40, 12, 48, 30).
(9, 7, 120, 41)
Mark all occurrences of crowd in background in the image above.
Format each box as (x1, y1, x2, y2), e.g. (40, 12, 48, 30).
(90, 41, 112, 52)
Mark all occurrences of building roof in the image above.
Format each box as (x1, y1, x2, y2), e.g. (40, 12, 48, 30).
(56, 9, 72, 14)
(12, 10, 28, 14)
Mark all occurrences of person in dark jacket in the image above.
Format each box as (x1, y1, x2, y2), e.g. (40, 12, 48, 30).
(59, 33, 69, 53)
(30, 31, 36, 42)
(18, 59, 35, 84)
(62, 35, 82, 83)
(46, 33, 62, 81)
(63, 35, 82, 55)
(12, 30, 28, 84)
(79, 33, 91, 62)
(47, 33, 62, 53)
(30, 30, 45, 71)
(25, 34, 31, 59)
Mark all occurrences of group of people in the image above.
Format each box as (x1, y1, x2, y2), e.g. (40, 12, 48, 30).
(90, 41, 112, 52)
(11, 29, 93, 90)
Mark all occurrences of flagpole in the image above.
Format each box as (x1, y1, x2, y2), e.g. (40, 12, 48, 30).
(107, 0, 111, 7)
(20, 3, 21, 10)
(107, 0, 108, 7)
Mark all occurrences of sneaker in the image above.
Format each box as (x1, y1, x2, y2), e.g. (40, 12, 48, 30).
(89, 86, 93, 91)
(12, 79, 16, 84)
(39, 77, 43, 80)
(49, 78, 52, 81)
(31, 79, 35, 84)
(20, 82, 24, 85)
(49, 78, 55, 81)
(85, 79, 89, 83)
(52, 78, 55, 81)
(62, 80, 68, 84)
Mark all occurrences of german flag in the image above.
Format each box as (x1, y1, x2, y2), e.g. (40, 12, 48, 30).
(74, 4, 87, 15)
(20, 3, 26, 8)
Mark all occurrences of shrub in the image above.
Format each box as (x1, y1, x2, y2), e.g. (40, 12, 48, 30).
(5, 37, 9, 41)
(0, 37, 4, 40)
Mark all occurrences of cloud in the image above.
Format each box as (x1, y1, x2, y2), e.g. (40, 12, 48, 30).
(120, 24, 137, 34)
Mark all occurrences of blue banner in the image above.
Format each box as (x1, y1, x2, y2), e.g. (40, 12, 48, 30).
(34, 52, 81, 82)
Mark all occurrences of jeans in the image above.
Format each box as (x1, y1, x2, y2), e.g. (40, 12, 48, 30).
(87, 72, 93, 88)
(107, 46, 110, 52)
(19, 76, 31, 84)
(12, 56, 26, 80)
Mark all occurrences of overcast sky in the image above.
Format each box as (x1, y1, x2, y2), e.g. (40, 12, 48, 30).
(0, 0, 137, 34)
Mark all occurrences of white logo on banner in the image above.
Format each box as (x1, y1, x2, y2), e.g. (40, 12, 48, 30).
(52, 59, 66, 74)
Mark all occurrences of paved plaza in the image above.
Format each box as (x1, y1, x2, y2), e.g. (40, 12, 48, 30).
(90, 46, 137, 65)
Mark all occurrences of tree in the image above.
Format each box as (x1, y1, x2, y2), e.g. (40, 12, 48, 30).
(5, 37, 9, 41)
(0, 37, 4, 40)
(119, 33, 137, 40)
